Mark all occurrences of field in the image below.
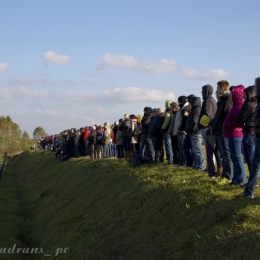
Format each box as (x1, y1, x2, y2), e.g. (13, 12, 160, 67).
(0, 150, 260, 260)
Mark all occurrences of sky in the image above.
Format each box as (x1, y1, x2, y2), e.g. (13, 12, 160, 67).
(1, 0, 260, 137)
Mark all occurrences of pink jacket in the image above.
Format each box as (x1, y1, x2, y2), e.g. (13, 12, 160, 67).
(223, 85, 244, 138)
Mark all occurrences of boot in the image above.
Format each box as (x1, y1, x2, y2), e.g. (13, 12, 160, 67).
(125, 151, 129, 160)
(217, 167, 223, 177)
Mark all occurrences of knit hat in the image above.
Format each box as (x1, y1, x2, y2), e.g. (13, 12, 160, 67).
(170, 102, 178, 108)
(178, 96, 187, 104)
(124, 114, 129, 119)
(200, 115, 210, 127)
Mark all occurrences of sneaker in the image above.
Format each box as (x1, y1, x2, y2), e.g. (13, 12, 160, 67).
(235, 192, 254, 199)
(216, 178, 232, 185)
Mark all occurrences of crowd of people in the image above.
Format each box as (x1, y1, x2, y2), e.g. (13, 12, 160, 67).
(38, 78, 260, 199)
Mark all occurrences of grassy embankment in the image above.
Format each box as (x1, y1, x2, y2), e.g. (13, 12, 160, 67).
(1, 150, 260, 260)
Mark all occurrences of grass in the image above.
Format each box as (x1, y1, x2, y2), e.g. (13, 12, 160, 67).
(1, 150, 260, 259)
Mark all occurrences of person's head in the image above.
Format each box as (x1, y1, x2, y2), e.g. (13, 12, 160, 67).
(177, 96, 187, 108)
(119, 119, 123, 124)
(201, 85, 213, 100)
(157, 107, 163, 114)
(186, 94, 195, 103)
(114, 121, 119, 126)
(137, 115, 142, 122)
(151, 108, 158, 117)
(129, 114, 137, 119)
(104, 122, 110, 128)
(143, 107, 152, 115)
(165, 100, 173, 110)
(170, 102, 178, 113)
(255, 77, 260, 99)
(124, 114, 129, 120)
(92, 125, 96, 131)
(217, 80, 230, 98)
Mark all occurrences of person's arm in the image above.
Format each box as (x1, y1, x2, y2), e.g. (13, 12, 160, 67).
(238, 103, 252, 125)
(161, 112, 171, 129)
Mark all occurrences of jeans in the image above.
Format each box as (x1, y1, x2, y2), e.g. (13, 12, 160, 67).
(122, 136, 132, 152)
(242, 132, 256, 174)
(140, 133, 148, 155)
(228, 137, 246, 184)
(108, 142, 114, 157)
(183, 135, 193, 167)
(73, 143, 79, 157)
(190, 134, 204, 170)
(163, 133, 173, 164)
(177, 133, 186, 166)
(216, 134, 232, 180)
(245, 139, 260, 197)
(103, 144, 109, 158)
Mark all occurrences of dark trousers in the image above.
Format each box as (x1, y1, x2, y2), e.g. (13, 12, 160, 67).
(171, 135, 180, 164)
(155, 134, 164, 162)
(183, 135, 193, 167)
(122, 136, 132, 152)
(117, 145, 124, 158)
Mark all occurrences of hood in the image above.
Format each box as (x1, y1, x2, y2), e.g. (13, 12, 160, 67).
(244, 85, 256, 102)
(104, 122, 110, 128)
(144, 107, 152, 114)
(202, 85, 213, 100)
(189, 97, 201, 108)
(256, 77, 260, 98)
(231, 85, 244, 104)
(165, 100, 172, 109)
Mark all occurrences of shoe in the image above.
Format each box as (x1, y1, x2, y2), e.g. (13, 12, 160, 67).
(217, 167, 223, 177)
(240, 183, 258, 188)
(235, 192, 254, 199)
(209, 173, 218, 179)
(216, 178, 232, 185)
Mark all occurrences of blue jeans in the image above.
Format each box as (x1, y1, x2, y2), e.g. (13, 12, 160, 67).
(163, 133, 173, 164)
(245, 138, 260, 197)
(190, 134, 204, 170)
(228, 137, 246, 184)
(183, 135, 193, 167)
(216, 134, 232, 181)
(108, 142, 113, 157)
(122, 136, 131, 152)
(73, 143, 79, 157)
(177, 133, 186, 166)
(140, 133, 148, 155)
(242, 132, 255, 174)
(103, 144, 109, 158)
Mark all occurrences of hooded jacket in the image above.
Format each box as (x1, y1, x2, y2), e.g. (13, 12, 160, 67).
(198, 85, 217, 129)
(141, 107, 152, 134)
(172, 102, 189, 135)
(211, 93, 232, 135)
(161, 100, 172, 133)
(223, 85, 244, 138)
(238, 85, 257, 133)
(185, 97, 201, 135)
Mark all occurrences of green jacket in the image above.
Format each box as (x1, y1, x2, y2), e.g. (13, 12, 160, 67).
(161, 100, 172, 130)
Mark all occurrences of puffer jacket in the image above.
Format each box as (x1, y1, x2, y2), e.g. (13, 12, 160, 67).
(211, 93, 232, 135)
(238, 85, 257, 133)
(198, 85, 217, 129)
(223, 85, 244, 138)
(186, 97, 201, 135)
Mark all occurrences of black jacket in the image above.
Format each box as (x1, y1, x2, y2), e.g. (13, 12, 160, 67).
(238, 85, 257, 133)
(198, 85, 217, 129)
(186, 97, 201, 135)
(211, 93, 232, 135)
(87, 130, 96, 145)
(118, 119, 132, 137)
(72, 132, 79, 143)
(141, 112, 151, 134)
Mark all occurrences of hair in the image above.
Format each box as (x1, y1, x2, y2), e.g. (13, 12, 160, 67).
(217, 80, 230, 92)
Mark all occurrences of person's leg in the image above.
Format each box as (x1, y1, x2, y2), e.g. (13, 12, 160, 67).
(171, 135, 180, 165)
(242, 132, 256, 175)
(200, 128, 208, 169)
(213, 143, 223, 176)
(183, 135, 193, 167)
(228, 137, 246, 184)
(163, 133, 173, 164)
(155, 135, 163, 162)
(177, 133, 186, 166)
(206, 140, 216, 176)
(145, 136, 155, 161)
(216, 134, 232, 181)
(190, 134, 204, 170)
(243, 139, 260, 197)
(140, 133, 147, 155)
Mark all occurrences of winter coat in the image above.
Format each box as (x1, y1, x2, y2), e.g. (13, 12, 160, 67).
(131, 119, 138, 144)
(185, 97, 202, 135)
(103, 128, 112, 145)
(72, 132, 79, 143)
(223, 85, 244, 138)
(83, 129, 90, 142)
(238, 85, 257, 133)
(211, 93, 233, 135)
(198, 85, 217, 129)
(161, 100, 172, 133)
(172, 102, 189, 136)
(87, 130, 96, 145)
(115, 130, 123, 145)
(168, 111, 177, 135)
(141, 107, 152, 134)
(118, 119, 132, 137)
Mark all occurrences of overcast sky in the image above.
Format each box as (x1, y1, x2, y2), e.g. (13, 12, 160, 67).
(1, 0, 260, 136)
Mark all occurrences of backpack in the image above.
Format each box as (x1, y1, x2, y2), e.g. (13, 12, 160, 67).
(129, 151, 150, 166)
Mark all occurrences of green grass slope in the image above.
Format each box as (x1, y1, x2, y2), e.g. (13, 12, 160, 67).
(1, 150, 260, 260)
